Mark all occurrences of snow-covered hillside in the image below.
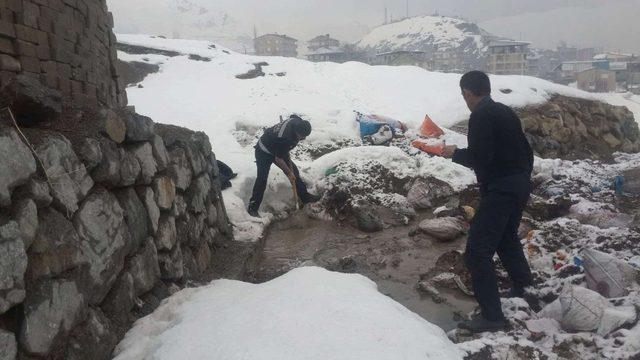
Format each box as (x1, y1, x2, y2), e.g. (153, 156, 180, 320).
(356, 15, 492, 55)
(113, 267, 464, 360)
(117, 34, 640, 242)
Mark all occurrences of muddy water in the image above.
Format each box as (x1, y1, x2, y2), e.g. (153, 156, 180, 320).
(249, 211, 476, 331)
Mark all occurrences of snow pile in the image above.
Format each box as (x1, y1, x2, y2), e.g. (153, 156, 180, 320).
(116, 34, 640, 241)
(356, 15, 488, 54)
(113, 266, 463, 360)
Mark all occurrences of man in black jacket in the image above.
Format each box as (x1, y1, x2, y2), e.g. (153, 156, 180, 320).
(247, 115, 321, 217)
(442, 71, 534, 333)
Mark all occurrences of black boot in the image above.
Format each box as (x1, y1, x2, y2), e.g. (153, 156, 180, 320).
(458, 315, 507, 333)
(302, 193, 322, 204)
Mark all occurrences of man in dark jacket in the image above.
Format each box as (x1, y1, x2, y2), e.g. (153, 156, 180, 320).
(442, 71, 534, 333)
(247, 115, 321, 217)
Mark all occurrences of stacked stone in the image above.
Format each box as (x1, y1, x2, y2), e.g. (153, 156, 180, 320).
(0, 0, 125, 108)
(0, 110, 232, 359)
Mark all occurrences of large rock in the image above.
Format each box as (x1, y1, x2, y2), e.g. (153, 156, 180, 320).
(101, 271, 135, 324)
(158, 246, 184, 280)
(153, 176, 176, 210)
(137, 187, 160, 235)
(0, 222, 28, 314)
(129, 142, 157, 185)
(176, 212, 206, 246)
(73, 189, 129, 304)
(352, 204, 384, 233)
(100, 109, 126, 144)
(0, 127, 37, 207)
(151, 135, 170, 171)
(0, 329, 17, 360)
(194, 242, 212, 273)
(119, 149, 141, 187)
(36, 134, 93, 216)
(186, 174, 211, 214)
(407, 177, 454, 210)
(167, 147, 193, 191)
(120, 110, 155, 142)
(92, 138, 121, 187)
(28, 208, 84, 281)
(64, 309, 119, 360)
(12, 198, 37, 249)
(77, 138, 103, 170)
(418, 217, 467, 242)
(18, 179, 52, 208)
(0, 75, 62, 126)
(20, 280, 86, 356)
(114, 188, 149, 255)
(126, 238, 160, 296)
(155, 215, 177, 251)
(172, 194, 187, 219)
(526, 194, 572, 221)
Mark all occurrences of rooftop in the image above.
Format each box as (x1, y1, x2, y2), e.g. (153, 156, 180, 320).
(256, 33, 298, 42)
(488, 40, 531, 47)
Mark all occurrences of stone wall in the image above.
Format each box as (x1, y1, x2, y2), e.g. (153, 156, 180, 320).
(0, 109, 233, 359)
(0, 0, 125, 108)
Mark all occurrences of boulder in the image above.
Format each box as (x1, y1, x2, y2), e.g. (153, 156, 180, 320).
(12, 198, 37, 249)
(129, 142, 157, 185)
(101, 271, 135, 324)
(126, 238, 160, 296)
(120, 110, 155, 142)
(151, 135, 169, 171)
(172, 194, 187, 219)
(137, 187, 160, 235)
(36, 134, 93, 217)
(181, 246, 199, 278)
(92, 138, 122, 186)
(176, 212, 206, 246)
(158, 246, 184, 280)
(0, 222, 28, 314)
(0, 75, 62, 126)
(407, 177, 454, 210)
(186, 174, 211, 213)
(73, 189, 129, 304)
(526, 194, 572, 221)
(64, 309, 119, 360)
(418, 217, 467, 242)
(78, 138, 103, 170)
(352, 204, 384, 233)
(621, 167, 640, 195)
(0, 127, 37, 207)
(156, 215, 177, 251)
(194, 242, 212, 273)
(100, 109, 126, 144)
(206, 201, 218, 226)
(28, 207, 84, 281)
(20, 280, 86, 356)
(114, 188, 149, 255)
(119, 149, 141, 187)
(19, 179, 52, 208)
(0, 329, 17, 360)
(153, 176, 176, 210)
(167, 147, 193, 191)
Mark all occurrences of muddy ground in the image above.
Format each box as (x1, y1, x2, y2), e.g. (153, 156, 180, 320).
(246, 210, 476, 331)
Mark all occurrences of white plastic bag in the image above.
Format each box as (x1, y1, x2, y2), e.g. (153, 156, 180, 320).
(558, 286, 608, 332)
(580, 248, 638, 298)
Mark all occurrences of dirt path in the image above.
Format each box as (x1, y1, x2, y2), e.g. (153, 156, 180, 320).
(248, 211, 476, 331)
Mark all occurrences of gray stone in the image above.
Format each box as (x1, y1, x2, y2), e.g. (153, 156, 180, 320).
(121, 111, 155, 142)
(156, 215, 177, 251)
(129, 142, 157, 185)
(119, 149, 141, 187)
(167, 147, 193, 191)
(418, 217, 467, 242)
(176, 212, 206, 246)
(101, 271, 134, 323)
(186, 174, 211, 214)
(0, 329, 17, 360)
(73, 189, 129, 304)
(206, 201, 218, 226)
(158, 246, 184, 280)
(101, 109, 126, 144)
(153, 176, 176, 210)
(407, 177, 454, 210)
(353, 205, 384, 233)
(12, 198, 37, 249)
(194, 242, 212, 273)
(28, 208, 84, 281)
(151, 135, 169, 171)
(92, 139, 121, 187)
(0, 75, 62, 126)
(127, 238, 160, 296)
(20, 179, 53, 208)
(64, 309, 118, 360)
(0, 222, 27, 314)
(172, 194, 187, 219)
(20, 280, 86, 356)
(184, 144, 206, 176)
(0, 128, 37, 207)
(138, 187, 160, 235)
(36, 134, 93, 217)
(114, 188, 149, 255)
(181, 246, 199, 278)
(78, 138, 103, 170)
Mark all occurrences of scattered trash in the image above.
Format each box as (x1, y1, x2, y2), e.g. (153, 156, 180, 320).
(363, 125, 393, 145)
(406, 177, 454, 210)
(580, 248, 638, 298)
(418, 114, 445, 138)
(411, 139, 445, 156)
(355, 112, 407, 140)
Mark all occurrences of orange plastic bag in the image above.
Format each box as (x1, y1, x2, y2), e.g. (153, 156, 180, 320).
(411, 139, 445, 156)
(419, 114, 445, 138)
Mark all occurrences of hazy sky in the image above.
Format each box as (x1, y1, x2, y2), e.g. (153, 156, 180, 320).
(107, 0, 640, 53)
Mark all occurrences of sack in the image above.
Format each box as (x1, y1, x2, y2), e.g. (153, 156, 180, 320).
(364, 125, 393, 145)
(406, 178, 454, 210)
(411, 139, 445, 156)
(419, 114, 445, 138)
(558, 286, 608, 332)
(580, 248, 637, 298)
(418, 217, 466, 242)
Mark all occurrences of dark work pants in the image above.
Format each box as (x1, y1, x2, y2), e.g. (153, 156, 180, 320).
(464, 173, 533, 321)
(248, 147, 310, 212)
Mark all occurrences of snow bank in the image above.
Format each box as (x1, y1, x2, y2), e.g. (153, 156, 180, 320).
(117, 34, 640, 241)
(113, 267, 463, 360)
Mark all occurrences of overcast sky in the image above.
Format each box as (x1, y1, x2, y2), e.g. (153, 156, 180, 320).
(107, 0, 640, 53)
